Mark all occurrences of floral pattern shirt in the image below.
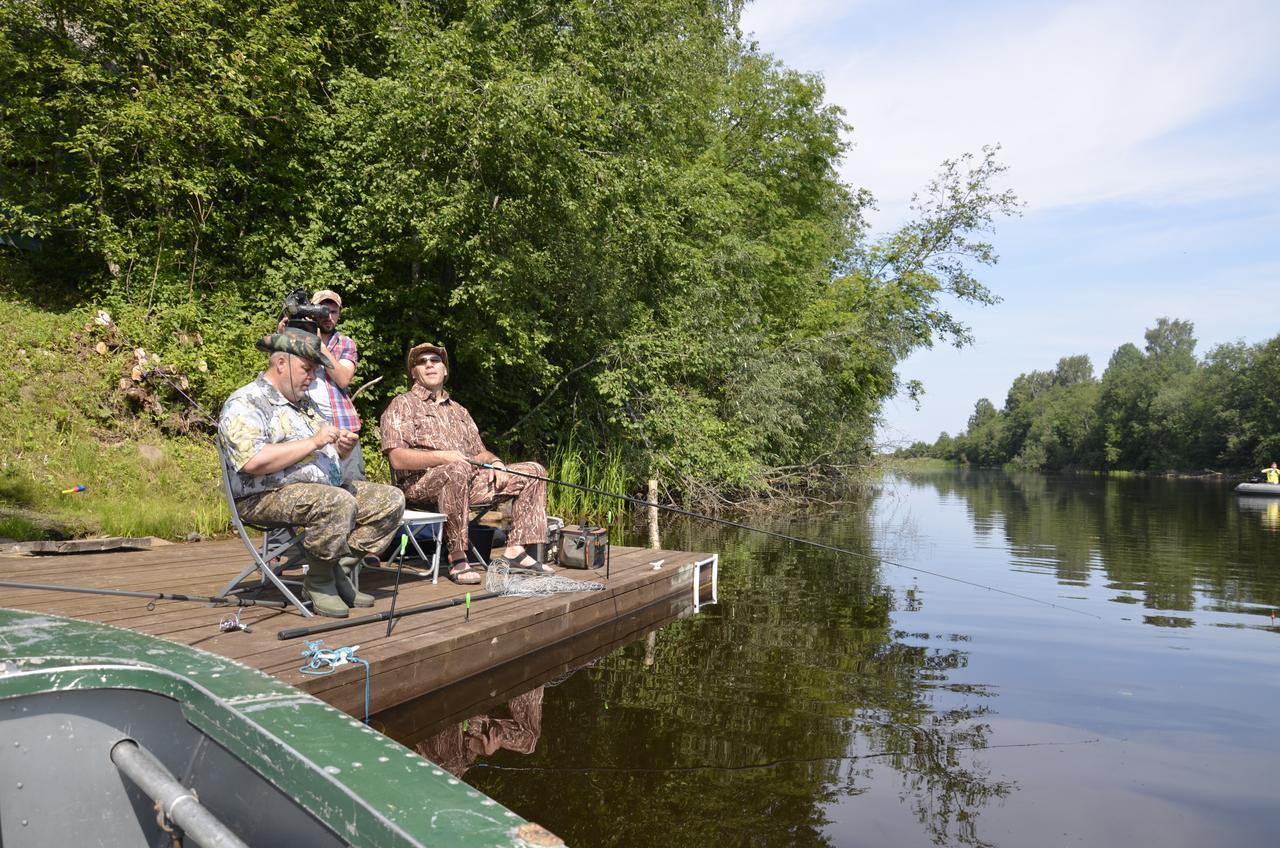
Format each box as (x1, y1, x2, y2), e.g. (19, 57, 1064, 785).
(219, 374, 342, 498)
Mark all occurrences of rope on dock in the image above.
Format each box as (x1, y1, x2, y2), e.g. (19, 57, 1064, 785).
(299, 640, 371, 722)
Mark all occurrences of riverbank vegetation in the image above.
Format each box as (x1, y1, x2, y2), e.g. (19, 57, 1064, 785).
(2, 0, 1017, 536)
(898, 318, 1280, 472)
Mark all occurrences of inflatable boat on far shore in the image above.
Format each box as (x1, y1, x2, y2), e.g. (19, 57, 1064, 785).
(1235, 481, 1280, 496)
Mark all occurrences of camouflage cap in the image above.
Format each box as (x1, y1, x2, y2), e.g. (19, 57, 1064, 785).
(406, 341, 449, 375)
(256, 327, 325, 364)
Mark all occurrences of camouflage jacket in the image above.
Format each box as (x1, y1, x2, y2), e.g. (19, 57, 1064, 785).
(219, 374, 342, 498)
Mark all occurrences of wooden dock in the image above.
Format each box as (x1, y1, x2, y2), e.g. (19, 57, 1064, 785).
(0, 539, 717, 717)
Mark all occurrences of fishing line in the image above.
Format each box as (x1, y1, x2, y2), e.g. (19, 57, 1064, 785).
(0, 579, 288, 609)
(471, 461, 1100, 620)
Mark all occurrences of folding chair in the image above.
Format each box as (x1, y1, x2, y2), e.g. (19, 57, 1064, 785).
(389, 466, 501, 573)
(214, 438, 313, 616)
(362, 507, 448, 583)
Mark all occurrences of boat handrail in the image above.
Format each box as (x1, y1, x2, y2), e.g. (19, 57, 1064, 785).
(111, 739, 250, 848)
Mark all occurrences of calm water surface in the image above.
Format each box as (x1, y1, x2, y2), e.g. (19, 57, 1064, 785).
(378, 470, 1280, 846)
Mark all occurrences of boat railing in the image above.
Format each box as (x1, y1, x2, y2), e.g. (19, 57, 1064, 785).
(110, 739, 250, 848)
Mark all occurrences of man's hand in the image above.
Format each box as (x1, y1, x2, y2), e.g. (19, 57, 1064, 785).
(335, 429, 358, 457)
(439, 450, 473, 466)
(318, 343, 340, 371)
(276, 317, 288, 333)
(311, 423, 341, 450)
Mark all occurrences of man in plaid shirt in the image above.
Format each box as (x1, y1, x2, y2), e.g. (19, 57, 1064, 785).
(306, 289, 365, 481)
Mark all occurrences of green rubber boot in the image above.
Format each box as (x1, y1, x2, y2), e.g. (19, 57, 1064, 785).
(335, 556, 375, 608)
(303, 558, 350, 618)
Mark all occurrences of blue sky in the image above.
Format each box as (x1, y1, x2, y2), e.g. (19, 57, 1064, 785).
(739, 0, 1280, 446)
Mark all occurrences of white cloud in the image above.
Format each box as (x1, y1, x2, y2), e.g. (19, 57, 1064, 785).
(743, 0, 1280, 445)
(743, 0, 1280, 222)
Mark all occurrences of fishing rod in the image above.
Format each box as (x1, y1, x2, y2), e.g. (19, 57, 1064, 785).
(278, 591, 500, 640)
(471, 460, 1100, 620)
(0, 579, 288, 609)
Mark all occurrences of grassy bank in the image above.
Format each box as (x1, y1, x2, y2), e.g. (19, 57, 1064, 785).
(1, 297, 227, 540)
(0, 293, 635, 542)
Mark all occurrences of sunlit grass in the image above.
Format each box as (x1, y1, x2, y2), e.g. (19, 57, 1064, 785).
(0, 295, 228, 539)
(546, 437, 630, 538)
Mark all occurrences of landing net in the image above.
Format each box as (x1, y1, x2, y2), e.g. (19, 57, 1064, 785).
(486, 561, 606, 596)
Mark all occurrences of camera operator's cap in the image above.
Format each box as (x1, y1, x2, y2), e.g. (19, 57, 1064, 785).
(407, 341, 449, 374)
(310, 289, 342, 308)
(256, 327, 326, 365)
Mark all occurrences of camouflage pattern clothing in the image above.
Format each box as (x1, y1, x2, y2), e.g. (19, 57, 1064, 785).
(380, 384, 547, 560)
(220, 374, 341, 498)
(415, 687, 543, 778)
(220, 373, 403, 563)
(235, 480, 404, 565)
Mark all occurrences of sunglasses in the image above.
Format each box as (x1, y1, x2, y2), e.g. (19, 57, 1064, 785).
(416, 355, 445, 366)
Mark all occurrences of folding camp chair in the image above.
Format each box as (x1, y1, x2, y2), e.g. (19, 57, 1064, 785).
(214, 438, 314, 616)
(389, 466, 501, 572)
(361, 507, 448, 583)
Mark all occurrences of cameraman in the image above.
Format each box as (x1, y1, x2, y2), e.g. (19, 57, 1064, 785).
(280, 289, 365, 482)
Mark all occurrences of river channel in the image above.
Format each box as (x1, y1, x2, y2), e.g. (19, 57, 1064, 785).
(376, 469, 1280, 846)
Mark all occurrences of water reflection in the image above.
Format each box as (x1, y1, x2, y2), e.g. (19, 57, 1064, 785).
(897, 469, 1280, 623)
(1236, 494, 1280, 532)
(375, 471, 1280, 846)
(417, 687, 544, 778)
(381, 509, 1020, 847)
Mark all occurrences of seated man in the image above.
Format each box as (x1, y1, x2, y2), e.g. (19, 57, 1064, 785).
(220, 329, 405, 618)
(380, 341, 551, 585)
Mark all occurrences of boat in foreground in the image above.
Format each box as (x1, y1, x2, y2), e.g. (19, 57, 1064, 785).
(1234, 481, 1280, 496)
(0, 608, 558, 847)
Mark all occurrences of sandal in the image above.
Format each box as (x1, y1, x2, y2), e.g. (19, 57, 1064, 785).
(502, 552, 555, 575)
(446, 559, 482, 585)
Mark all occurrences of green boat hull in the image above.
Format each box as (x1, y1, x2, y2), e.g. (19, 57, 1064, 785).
(0, 608, 554, 846)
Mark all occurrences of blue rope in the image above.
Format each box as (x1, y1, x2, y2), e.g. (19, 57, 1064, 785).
(299, 640, 371, 723)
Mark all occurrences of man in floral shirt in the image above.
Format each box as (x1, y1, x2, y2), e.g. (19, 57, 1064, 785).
(220, 329, 404, 618)
(380, 341, 550, 585)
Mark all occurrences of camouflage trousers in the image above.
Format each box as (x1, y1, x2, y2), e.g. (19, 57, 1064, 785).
(402, 461, 547, 560)
(236, 480, 404, 565)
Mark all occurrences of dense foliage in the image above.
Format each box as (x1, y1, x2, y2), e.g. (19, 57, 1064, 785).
(2, 0, 1016, 503)
(902, 318, 1280, 472)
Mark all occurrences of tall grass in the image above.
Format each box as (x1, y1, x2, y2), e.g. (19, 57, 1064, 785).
(546, 437, 630, 534)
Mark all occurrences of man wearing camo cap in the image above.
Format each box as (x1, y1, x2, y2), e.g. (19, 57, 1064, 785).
(218, 328, 404, 618)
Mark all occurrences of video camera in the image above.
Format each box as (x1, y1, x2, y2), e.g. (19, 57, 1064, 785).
(280, 288, 329, 335)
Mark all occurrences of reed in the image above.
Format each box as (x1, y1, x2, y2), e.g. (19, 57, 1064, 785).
(545, 438, 629, 526)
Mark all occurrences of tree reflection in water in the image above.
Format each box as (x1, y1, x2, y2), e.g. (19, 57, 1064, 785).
(435, 510, 1019, 847)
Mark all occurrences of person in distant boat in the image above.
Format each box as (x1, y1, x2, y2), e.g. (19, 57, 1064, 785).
(379, 341, 551, 585)
(219, 329, 404, 618)
(1263, 462, 1280, 485)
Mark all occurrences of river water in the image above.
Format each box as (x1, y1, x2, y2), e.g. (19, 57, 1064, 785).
(378, 470, 1280, 846)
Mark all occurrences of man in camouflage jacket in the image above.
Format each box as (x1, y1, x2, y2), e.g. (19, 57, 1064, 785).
(219, 329, 404, 618)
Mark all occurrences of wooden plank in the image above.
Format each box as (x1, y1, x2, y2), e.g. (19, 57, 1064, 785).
(0, 536, 717, 718)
